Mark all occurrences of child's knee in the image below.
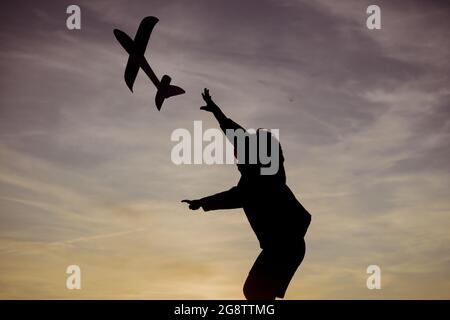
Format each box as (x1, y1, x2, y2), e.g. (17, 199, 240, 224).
(243, 281, 254, 300)
(243, 281, 275, 300)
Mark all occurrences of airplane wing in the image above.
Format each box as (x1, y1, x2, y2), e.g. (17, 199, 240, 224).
(134, 16, 159, 56)
(113, 16, 160, 92)
(125, 16, 159, 91)
(124, 56, 140, 92)
(114, 29, 140, 91)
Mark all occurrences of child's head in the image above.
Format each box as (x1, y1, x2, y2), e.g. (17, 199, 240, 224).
(230, 129, 284, 177)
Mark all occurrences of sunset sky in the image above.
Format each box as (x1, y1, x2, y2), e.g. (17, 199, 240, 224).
(0, 0, 449, 299)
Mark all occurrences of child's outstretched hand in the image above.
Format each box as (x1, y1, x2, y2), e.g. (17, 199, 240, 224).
(200, 88, 219, 113)
(181, 199, 202, 211)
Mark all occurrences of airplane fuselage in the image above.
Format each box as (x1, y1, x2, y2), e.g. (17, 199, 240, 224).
(113, 16, 185, 110)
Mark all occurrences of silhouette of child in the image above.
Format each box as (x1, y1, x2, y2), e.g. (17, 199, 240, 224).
(182, 89, 311, 300)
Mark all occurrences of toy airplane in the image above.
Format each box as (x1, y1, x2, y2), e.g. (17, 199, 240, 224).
(113, 16, 185, 110)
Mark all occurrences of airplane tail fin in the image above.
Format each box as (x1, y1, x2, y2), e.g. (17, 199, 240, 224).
(155, 75, 185, 110)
